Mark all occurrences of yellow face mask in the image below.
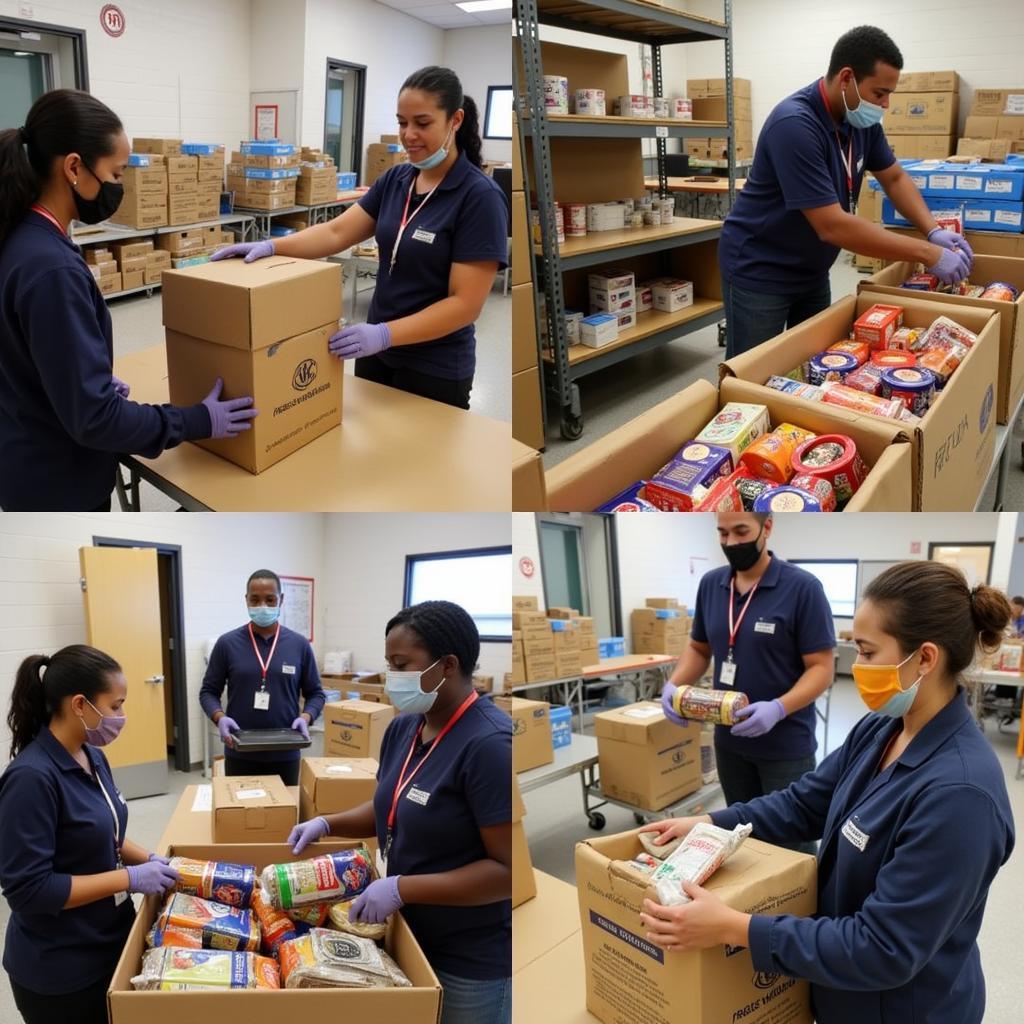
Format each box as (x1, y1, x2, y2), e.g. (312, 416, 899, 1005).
(851, 650, 922, 717)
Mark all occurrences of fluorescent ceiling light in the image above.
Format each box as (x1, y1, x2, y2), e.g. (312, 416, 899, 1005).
(456, 1, 512, 12)
(14, 51, 32, 56)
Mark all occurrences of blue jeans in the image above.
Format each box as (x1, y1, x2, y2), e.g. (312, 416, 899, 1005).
(435, 968, 511, 1024)
(722, 278, 832, 359)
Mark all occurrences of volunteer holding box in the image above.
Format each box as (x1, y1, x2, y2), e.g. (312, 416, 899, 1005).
(0, 89, 257, 512)
(212, 66, 509, 410)
(0, 645, 181, 1024)
(661, 512, 835, 854)
(639, 562, 1015, 1024)
(720, 25, 974, 357)
(287, 601, 512, 1024)
(199, 568, 325, 786)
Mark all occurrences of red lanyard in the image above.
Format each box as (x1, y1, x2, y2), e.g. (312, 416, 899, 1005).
(727, 576, 761, 657)
(248, 622, 281, 690)
(390, 178, 440, 272)
(385, 690, 479, 843)
(817, 78, 854, 195)
(30, 202, 67, 236)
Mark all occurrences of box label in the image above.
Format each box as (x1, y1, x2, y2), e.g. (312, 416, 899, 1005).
(589, 910, 664, 964)
(235, 788, 267, 800)
(985, 180, 1013, 194)
(623, 707, 662, 719)
(995, 209, 1022, 225)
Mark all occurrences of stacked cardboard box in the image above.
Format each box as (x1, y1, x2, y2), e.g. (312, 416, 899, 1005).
(854, 177, 886, 272)
(320, 699, 394, 760)
(366, 134, 409, 185)
(297, 162, 339, 205)
(496, 696, 554, 773)
(84, 245, 122, 295)
(108, 239, 156, 291)
(885, 71, 959, 160)
(511, 630, 525, 686)
(550, 618, 582, 678)
(516, 607, 556, 682)
(686, 78, 753, 161)
(511, 776, 537, 908)
(109, 158, 168, 229)
(229, 142, 300, 211)
(631, 599, 688, 655)
(959, 87, 1024, 159)
(573, 615, 599, 666)
(182, 144, 225, 222)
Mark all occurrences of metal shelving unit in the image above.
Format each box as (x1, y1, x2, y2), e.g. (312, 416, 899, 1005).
(514, 0, 738, 440)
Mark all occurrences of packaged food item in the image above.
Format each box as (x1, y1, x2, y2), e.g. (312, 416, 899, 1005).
(288, 901, 333, 928)
(871, 349, 917, 370)
(853, 303, 903, 349)
(739, 425, 813, 484)
(168, 857, 256, 908)
(884, 326, 920, 351)
(912, 315, 977, 352)
(902, 272, 939, 291)
(806, 351, 858, 386)
(979, 281, 1019, 301)
(638, 830, 683, 860)
(753, 486, 826, 512)
(259, 848, 374, 911)
(944, 282, 985, 298)
(764, 376, 825, 402)
(629, 852, 660, 873)
(827, 339, 870, 365)
(790, 473, 838, 512)
(251, 885, 298, 955)
(844, 362, 884, 396)
(328, 899, 388, 941)
(279, 929, 411, 989)
(131, 947, 281, 990)
(152, 893, 260, 953)
(651, 822, 753, 907)
(790, 434, 868, 508)
(670, 685, 749, 725)
(645, 441, 734, 511)
(543, 76, 569, 114)
(880, 366, 938, 414)
(693, 469, 747, 512)
(574, 88, 606, 117)
(694, 403, 770, 461)
(672, 98, 693, 119)
(735, 475, 773, 511)
(820, 382, 904, 420)
(594, 482, 657, 513)
(934, 211, 962, 234)
(564, 203, 587, 237)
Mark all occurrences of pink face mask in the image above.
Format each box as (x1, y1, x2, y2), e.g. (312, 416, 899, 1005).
(79, 697, 126, 747)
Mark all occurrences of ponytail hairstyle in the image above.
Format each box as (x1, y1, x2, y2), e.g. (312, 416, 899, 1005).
(864, 562, 1011, 678)
(0, 88, 123, 249)
(7, 644, 122, 759)
(401, 66, 483, 169)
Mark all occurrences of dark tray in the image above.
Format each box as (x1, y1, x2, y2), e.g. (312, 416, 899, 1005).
(231, 728, 312, 752)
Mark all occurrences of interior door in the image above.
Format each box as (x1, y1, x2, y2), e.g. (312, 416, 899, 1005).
(79, 547, 169, 798)
(538, 518, 589, 613)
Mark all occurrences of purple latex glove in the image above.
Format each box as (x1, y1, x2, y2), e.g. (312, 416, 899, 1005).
(328, 321, 391, 360)
(660, 683, 690, 728)
(147, 852, 171, 865)
(928, 226, 974, 265)
(217, 714, 240, 748)
(112, 375, 130, 398)
(350, 876, 404, 925)
(730, 699, 786, 738)
(291, 715, 311, 741)
(287, 816, 330, 855)
(211, 240, 275, 263)
(202, 378, 258, 439)
(126, 859, 180, 896)
(925, 246, 970, 286)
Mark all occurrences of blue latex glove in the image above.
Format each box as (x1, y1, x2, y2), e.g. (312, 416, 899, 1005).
(211, 240, 275, 263)
(217, 714, 240, 748)
(660, 683, 690, 728)
(350, 876, 404, 925)
(925, 246, 970, 286)
(202, 378, 258, 439)
(291, 716, 311, 741)
(112, 375, 130, 398)
(730, 699, 786, 738)
(328, 322, 391, 360)
(287, 816, 330, 855)
(928, 226, 974, 265)
(126, 859, 180, 896)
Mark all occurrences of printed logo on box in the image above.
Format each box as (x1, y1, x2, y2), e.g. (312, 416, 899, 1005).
(292, 358, 318, 391)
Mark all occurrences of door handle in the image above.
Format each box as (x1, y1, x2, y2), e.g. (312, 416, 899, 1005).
(145, 675, 165, 685)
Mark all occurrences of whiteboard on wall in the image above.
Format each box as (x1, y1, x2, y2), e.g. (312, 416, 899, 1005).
(250, 90, 298, 144)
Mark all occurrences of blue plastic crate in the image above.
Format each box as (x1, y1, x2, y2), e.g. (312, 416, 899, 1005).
(598, 637, 626, 659)
(882, 196, 1023, 233)
(337, 172, 357, 190)
(127, 153, 151, 167)
(549, 705, 572, 749)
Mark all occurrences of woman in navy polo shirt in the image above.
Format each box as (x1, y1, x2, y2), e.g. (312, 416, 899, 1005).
(0, 89, 257, 512)
(287, 601, 512, 1024)
(0, 645, 180, 1024)
(213, 67, 509, 410)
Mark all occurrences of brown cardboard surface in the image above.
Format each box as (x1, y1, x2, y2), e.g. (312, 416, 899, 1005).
(322, 674, 391, 704)
(528, 136, 645, 206)
(965, 114, 1000, 138)
(512, 115, 523, 191)
(299, 756, 378, 819)
(511, 775, 537, 909)
(690, 96, 751, 122)
(512, 871, 581, 974)
(512, 191, 530, 287)
(890, 226, 1024, 259)
(513, 366, 545, 450)
(322, 700, 395, 760)
(516, 40, 629, 113)
(495, 696, 554, 773)
(109, 195, 167, 229)
(956, 138, 1013, 161)
(513, 282, 539, 374)
(211, 775, 297, 843)
(513, 931, 596, 1023)
(886, 134, 956, 160)
(862, 256, 1024, 423)
(898, 70, 959, 92)
(111, 344, 512, 510)
(133, 137, 182, 154)
(971, 88, 1024, 116)
(885, 91, 958, 134)
(687, 77, 751, 99)
(513, 438, 547, 511)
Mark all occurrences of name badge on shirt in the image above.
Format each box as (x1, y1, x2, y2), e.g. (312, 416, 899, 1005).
(282, 664, 296, 675)
(857, 156, 864, 172)
(412, 228, 436, 244)
(841, 817, 870, 852)
(720, 660, 737, 687)
(254, 691, 271, 711)
(754, 620, 776, 635)
(407, 786, 431, 806)
(114, 890, 128, 906)
(376, 846, 388, 880)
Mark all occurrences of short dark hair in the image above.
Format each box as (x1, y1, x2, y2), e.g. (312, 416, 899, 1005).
(247, 569, 281, 594)
(386, 600, 480, 678)
(827, 26, 903, 80)
(1012, 596, 1024, 606)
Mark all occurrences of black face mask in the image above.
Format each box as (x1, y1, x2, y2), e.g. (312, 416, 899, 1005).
(721, 526, 764, 573)
(71, 162, 124, 224)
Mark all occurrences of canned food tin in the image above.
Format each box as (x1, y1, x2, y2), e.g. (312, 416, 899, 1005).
(672, 685, 750, 725)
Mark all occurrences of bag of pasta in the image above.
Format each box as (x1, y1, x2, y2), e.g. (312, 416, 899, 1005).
(259, 847, 373, 910)
(130, 947, 280, 990)
(250, 886, 297, 956)
(278, 928, 411, 989)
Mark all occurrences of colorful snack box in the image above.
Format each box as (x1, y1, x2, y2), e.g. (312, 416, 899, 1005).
(820, 382, 904, 419)
(693, 468, 750, 512)
(790, 473, 838, 512)
(645, 441, 734, 511)
(131, 947, 281, 990)
(739, 425, 814, 484)
(827, 339, 870, 365)
(871, 349, 917, 370)
(593, 482, 657, 513)
(884, 326, 921, 351)
(693, 403, 770, 462)
(152, 893, 260, 953)
(902, 272, 939, 291)
(844, 362, 884, 396)
(853, 303, 904, 349)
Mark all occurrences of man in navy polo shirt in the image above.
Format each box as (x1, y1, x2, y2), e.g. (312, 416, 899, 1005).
(200, 568, 325, 786)
(719, 25, 973, 357)
(662, 513, 835, 853)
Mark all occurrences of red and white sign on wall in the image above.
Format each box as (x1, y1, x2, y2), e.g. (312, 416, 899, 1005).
(100, 4, 126, 38)
(518, 556, 535, 579)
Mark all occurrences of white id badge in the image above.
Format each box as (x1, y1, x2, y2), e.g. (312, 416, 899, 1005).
(114, 889, 128, 906)
(376, 847, 388, 879)
(254, 690, 271, 711)
(720, 660, 737, 687)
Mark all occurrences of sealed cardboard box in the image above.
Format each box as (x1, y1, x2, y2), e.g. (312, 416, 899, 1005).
(646, 598, 680, 610)
(513, 366, 544, 450)
(631, 608, 687, 655)
(885, 91, 958, 134)
(576, 830, 816, 1024)
(513, 595, 540, 611)
(886, 134, 956, 160)
(162, 256, 343, 473)
(142, 267, 164, 285)
(511, 634, 525, 685)
(97, 273, 121, 296)
(121, 166, 168, 193)
(965, 114, 1000, 138)
(512, 282, 539, 374)
(690, 95, 752, 122)
(211, 775, 297, 843)
(512, 776, 537, 909)
(132, 136, 182, 155)
(322, 672, 390, 704)
(687, 77, 751, 99)
(524, 649, 557, 683)
(971, 88, 1024, 117)
(496, 696, 554, 773)
(299, 757, 378, 820)
(121, 270, 144, 290)
(594, 702, 700, 810)
(108, 193, 167, 229)
(322, 699, 395, 760)
(898, 70, 959, 92)
(158, 228, 206, 254)
(516, 610, 553, 642)
(512, 191, 530, 287)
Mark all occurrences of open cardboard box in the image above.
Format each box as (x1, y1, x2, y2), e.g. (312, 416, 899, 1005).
(861, 255, 1024, 423)
(721, 293, 999, 510)
(109, 842, 441, 1023)
(545, 378, 913, 512)
(512, 775, 537, 910)
(513, 438, 547, 511)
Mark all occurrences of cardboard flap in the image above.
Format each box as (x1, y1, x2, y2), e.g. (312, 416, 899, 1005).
(244, 807, 267, 829)
(513, 439, 548, 512)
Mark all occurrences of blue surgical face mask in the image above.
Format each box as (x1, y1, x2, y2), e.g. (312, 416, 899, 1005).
(843, 75, 884, 129)
(385, 659, 445, 714)
(248, 605, 280, 628)
(410, 125, 455, 170)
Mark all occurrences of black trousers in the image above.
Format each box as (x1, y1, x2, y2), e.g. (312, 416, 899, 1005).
(354, 353, 473, 410)
(224, 754, 300, 786)
(11, 973, 110, 1024)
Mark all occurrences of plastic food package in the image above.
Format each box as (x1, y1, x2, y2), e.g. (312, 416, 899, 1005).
(871, 349, 917, 370)
(279, 929, 411, 989)
(764, 376, 824, 402)
(651, 822, 753, 907)
(942, 282, 985, 298)
(638, 830, 683, 860)
(152, 893, 260, 953)
(671, 685, 749, 724)
(844, 363, 884, 396)
(328, 899, 388, 941)
(884, 327, 921, 351)
(827, 339, 870, 365)
(916, 344, 964, 387)
(911, 316, 977, 352)
(628, 853, 660, 873)
(902, 272, 939, 291)
(288, 901, 333, 927)
(131, 947, 281, 990)
(168, 857, 256, 908)
(980, 282, 1019, 302)
(251, 886, 298, 955)
(259, 848, 373, 911)
(820, 382, 904, 420)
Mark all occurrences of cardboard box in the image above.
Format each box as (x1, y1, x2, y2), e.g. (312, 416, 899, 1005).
(576, 830, 816, 1024)
(524, 650, 557, 682)
(594, 702, 700, 810)
(511, 635, 525, 685)
(322, 699, 395, 760)
(971, 88, 1024, 117)
(690, 95, 752, 122)
(512, 115, 523, 191)
(322, 672, 390, 704)
(513, 283, 539, 374)
(472, 674, 494, 693)
(109, 842, 441, 1024)
(513, 438, 547, 511)
(516, 610, 553, 641)
(211, 775, 297, 843)
(121, 270, 144, 290)
(97, 273, 121, 296)
(722, 294, 998, 510)
(162, 256, 343, 473)
(687, 77, 751, 99)
(965, 114, 1001, 138)
(239, 190, 297, 211)
(108, 193, 167, 229)
(996, 116, 1024, 142)
(117, 254, 149, 274)
(132, 137, 182, 155)
(891, 226, 1024, 260)
(863, 255, 1024, 423)
(898, 70, 959, 93)
(143, 267, 164, 285)
(512, 191, 530, 287)
(122, 165, 168, 193)
(885, 91, 958, 134)
(513, 595, 540, 611)
(631, 608, 688, 655)
(299, 757, 378, 820)
(956, 138, 1013, 161)
(513, 365, 544, 450)
(886, 134, 956, 160)
(157, 228, 206, 254)
(496, 696, 554, 773)
(512, 776, 537, 909)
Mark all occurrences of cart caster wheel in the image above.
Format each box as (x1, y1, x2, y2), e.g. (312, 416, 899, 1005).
(561, 414, 583, 441)
(588, 812, 606, 831)
(633, 813, 647, 826)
